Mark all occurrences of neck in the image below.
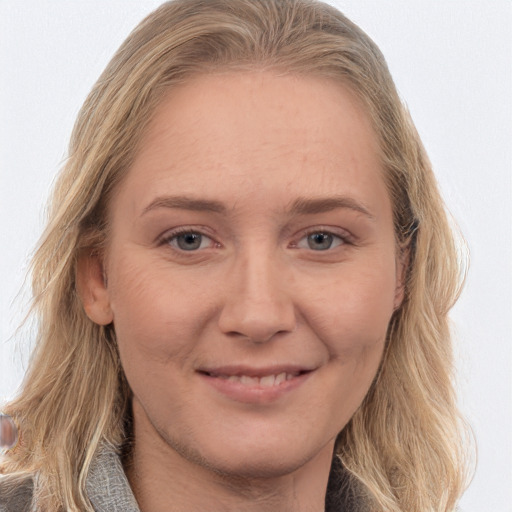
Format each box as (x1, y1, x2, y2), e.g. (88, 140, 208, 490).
(125, 401, 334, 512)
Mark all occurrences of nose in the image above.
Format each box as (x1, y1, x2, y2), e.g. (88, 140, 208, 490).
(218, 250, 297, 344)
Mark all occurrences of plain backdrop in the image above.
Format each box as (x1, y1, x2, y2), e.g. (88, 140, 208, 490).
(1, 1, 511, 511)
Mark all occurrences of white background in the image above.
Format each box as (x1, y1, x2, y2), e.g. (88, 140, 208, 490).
(1, 1, 511, 511)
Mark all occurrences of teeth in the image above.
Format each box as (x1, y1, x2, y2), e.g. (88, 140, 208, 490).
(275, 372, 287, 385)
(215, 372, 299, 386)
(259, 375, 276, 387)
(240, 375, 259, 386)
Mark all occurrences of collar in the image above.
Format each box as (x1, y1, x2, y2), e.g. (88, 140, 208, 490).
(85, 445, 140, 512)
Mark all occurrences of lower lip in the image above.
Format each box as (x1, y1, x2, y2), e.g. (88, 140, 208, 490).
(198, 372, 313, 404)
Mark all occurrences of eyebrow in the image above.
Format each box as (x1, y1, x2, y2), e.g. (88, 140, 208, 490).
(142, 196, 226, 216)
(287, 196, 376, 220)
(141, 194, 375, 220)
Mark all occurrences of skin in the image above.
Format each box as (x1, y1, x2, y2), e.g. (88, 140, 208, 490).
(79, 71, 405, 512)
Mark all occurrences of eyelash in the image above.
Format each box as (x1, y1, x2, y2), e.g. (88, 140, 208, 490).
(158, 226, 354, 253)
(159, 227, 218, 251)
(293, 228, 353, 250)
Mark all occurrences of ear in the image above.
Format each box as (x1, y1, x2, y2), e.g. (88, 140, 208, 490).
(393, 246, 410, 310)
(76, 250, 113, 325)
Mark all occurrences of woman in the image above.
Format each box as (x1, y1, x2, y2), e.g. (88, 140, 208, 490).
(0, 0, 471, 510)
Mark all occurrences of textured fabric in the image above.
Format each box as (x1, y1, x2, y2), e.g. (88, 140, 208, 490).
(86, 446, 141, 512)
(0, 446, 140, 512)
(0, 474, 33, 512)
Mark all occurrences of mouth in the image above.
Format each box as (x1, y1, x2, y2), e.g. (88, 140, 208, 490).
(199, 369, 310, 387)
(197, 366, 315, 403)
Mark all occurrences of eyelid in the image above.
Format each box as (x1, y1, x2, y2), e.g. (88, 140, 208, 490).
(158, 226, 220, 249)
(291, 226, 355, 248)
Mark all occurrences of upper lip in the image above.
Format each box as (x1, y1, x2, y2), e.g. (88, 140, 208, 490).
(197, 365, 315, 378)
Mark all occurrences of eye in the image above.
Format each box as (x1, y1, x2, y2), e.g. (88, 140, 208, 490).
(297, 231, 345, 251)
(164, 230, 215, 251)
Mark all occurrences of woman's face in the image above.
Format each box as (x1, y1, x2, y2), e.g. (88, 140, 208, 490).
(82, 71, 405, 478)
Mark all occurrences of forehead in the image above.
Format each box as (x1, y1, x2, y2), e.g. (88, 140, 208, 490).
(115, 71, 389, 220)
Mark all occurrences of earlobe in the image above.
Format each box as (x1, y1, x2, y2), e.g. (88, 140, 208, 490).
(76, 251, 113, 326)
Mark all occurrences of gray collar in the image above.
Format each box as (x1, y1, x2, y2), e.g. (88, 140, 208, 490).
(85, 446, 140, 512)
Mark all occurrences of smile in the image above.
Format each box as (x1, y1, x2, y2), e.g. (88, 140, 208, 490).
(204, 371, 300, 387)
(197, 366, 314, 404)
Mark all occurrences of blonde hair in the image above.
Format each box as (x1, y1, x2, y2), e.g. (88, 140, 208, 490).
(1, 0, 472, 510)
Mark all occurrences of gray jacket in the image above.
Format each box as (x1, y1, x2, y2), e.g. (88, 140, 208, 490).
(0, 447, 140, 512)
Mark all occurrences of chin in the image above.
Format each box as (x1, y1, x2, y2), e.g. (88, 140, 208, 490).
(162, 425, 332, 481)
(203, 452, 315, 481)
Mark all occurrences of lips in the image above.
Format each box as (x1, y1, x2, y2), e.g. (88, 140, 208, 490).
(203, 371, 300, 387)
(197, 365, 314, 403)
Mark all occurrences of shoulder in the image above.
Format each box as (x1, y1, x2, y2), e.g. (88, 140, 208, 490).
(0, 474, 34, 512)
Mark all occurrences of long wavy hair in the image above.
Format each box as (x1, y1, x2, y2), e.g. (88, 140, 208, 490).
(1, 0, 472, 510)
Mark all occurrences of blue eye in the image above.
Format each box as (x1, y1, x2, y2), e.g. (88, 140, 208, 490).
(167, 232, 213, 251)
(298, 232, 344, 251)
(308, 233, 334, 250)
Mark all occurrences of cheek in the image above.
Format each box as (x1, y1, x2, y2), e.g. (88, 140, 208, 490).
(332, 339, 384, 428)
(303, 257, 397, 355)
(107, 252, 199, 368)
